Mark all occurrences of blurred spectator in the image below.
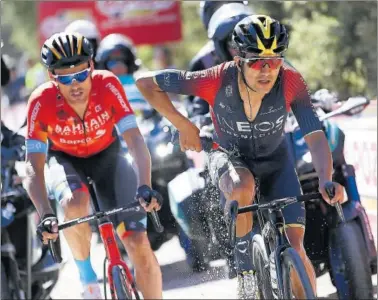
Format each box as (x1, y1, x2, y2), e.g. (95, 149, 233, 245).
(2, 54, 27, 106)
(153, 46, 179, 102)
(153, 46, 175, 69)
(1, 41, 10, 87)
(24, 56, 48, 94)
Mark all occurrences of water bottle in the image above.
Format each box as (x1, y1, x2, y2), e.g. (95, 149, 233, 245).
(269, 251, 279, 299)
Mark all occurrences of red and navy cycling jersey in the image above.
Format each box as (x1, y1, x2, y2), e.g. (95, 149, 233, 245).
(154, 61, 322, 159)
(26, 70, 138, 158)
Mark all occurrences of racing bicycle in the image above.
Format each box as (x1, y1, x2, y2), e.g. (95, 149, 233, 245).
(47, 177, 164, 299)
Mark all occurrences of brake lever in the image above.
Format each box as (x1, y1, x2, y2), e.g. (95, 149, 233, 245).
(325, 182, 345, 223)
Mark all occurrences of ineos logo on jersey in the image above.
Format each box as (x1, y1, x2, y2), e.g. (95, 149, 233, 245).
(237, 115, 285, 133)
(105, 82, 130, 113)
(55, 112, 110, 135)
(28, 101, 41, 137)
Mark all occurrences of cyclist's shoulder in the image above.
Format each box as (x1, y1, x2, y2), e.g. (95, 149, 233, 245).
(280, 62, 307, 89)
(92, 69, 119, 84)
(27, 81, 57, 108)
(281, 62, 303, 80)
(212, 61, 236, 78)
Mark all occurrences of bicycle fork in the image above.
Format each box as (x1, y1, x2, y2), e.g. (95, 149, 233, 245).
(98, 222, 134, 299)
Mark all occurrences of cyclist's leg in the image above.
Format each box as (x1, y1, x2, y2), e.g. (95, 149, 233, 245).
(46, 152, 101, 297)
(208, 150, 256, 236)
(91, 141, 162, 299)
(208, 150, 258, 298)
(260, 158, 316, 296)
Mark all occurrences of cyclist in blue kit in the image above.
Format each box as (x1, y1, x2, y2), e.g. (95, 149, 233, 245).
(136, 15, 344, 299)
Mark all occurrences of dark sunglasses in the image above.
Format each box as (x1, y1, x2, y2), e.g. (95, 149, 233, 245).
(52, 68, 91, 85)
(240, 57, 284, 70)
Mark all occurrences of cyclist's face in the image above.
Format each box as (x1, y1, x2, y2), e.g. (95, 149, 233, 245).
(52, 61, 93, 105)
(235, 55, 282, 94)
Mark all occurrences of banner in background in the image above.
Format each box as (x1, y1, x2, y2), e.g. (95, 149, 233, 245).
(37, 1, 182, 46)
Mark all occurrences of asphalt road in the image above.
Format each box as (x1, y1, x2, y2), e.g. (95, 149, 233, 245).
(51, 219, 377, 299)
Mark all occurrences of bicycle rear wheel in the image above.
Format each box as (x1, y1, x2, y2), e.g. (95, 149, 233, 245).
(252, 234, 274, 299)
(111, 265, 140, 300)
(281, 247, 315, 299)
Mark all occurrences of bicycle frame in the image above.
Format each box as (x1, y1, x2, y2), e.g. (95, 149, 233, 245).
(259, 207, 293, 299)
(98, 220, 135, 299)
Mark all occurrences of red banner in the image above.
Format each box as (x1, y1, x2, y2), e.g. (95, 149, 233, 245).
(37, 1, 182, 46)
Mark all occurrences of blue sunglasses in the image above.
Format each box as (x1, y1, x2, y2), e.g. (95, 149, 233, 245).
(53, 68, 91, 85)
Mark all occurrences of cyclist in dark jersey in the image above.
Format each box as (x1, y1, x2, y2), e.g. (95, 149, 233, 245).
(136, 15, 344, 299)
(24, 32, 162, 299)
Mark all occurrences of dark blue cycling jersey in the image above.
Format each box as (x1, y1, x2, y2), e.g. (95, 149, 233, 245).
(154, 61, 322, 161)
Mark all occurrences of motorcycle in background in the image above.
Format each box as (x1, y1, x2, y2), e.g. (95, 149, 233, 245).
(286, 95, 376, 299)
(121, 101, 194, 251)
(1, 127, 62, 300)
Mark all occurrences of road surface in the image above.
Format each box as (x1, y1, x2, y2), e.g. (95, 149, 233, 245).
(51, 208, 377, 299)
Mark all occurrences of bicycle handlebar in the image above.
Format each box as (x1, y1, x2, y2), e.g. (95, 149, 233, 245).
(47, 200, 164, 263)
(237, 193, 322, 214)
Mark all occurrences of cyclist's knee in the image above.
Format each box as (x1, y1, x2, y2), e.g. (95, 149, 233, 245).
(286, 227, 306, 256)
(219, 168, 255, 205)
(122, 232, 151, 254)
(61, 190, 90, 218)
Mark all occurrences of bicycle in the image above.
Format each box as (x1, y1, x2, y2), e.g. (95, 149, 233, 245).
(47, 177, 164, 300)
(171, 131, 341, 299)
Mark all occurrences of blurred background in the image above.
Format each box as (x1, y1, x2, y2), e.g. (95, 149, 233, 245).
(1, 1, 377, 299)
(1, 1, 377, 99)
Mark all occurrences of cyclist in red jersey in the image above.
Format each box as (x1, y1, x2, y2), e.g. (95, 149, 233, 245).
(136, 15, 344, 299)
(24, 32, 162, 299)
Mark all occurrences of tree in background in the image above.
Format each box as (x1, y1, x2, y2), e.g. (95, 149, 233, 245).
(1, 1, 376, 98)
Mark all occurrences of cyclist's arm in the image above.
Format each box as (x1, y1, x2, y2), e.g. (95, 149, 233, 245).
(122, 128, 151, 187)
(286, 70, 333, 185)
(106, 75, 152, 188)
(135, 64, 223, 131)
(24, 98, 51, 217)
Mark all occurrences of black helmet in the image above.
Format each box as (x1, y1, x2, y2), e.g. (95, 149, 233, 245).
(95, 33, 140, 74)
(41, 32, 93, 70)
(199, 1, 248, 30)
(208, 3, 253, 62)
(64, 20, 101, 59)
(232, 15, 289, 57)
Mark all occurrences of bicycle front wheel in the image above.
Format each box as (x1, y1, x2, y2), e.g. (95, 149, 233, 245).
(111, 265, 140, 300)
(281, 247, 315, 299)
(252, 234, 274, 299)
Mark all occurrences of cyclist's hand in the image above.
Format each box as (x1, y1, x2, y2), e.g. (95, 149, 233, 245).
(178, 121, 201, 152)
(137, 185, 162, 212)
(37, 214, 59, 245)
(319, 181, 344, 205)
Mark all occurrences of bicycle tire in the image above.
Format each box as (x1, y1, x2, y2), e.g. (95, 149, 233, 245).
(111, 265, 140, 300)
(252, 234, 274, 299)
(333, 221, 373, 299)
(281, 247, 315, 299)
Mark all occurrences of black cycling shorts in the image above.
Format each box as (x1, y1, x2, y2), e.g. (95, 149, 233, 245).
(46, 139, 146, 237)
(207, 146, 305, 228)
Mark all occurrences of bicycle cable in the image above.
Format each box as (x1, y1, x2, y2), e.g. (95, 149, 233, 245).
(103, 256, 108, 299)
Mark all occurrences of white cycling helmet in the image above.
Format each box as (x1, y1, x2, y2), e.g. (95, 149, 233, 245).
(64, 20, 100, 41)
